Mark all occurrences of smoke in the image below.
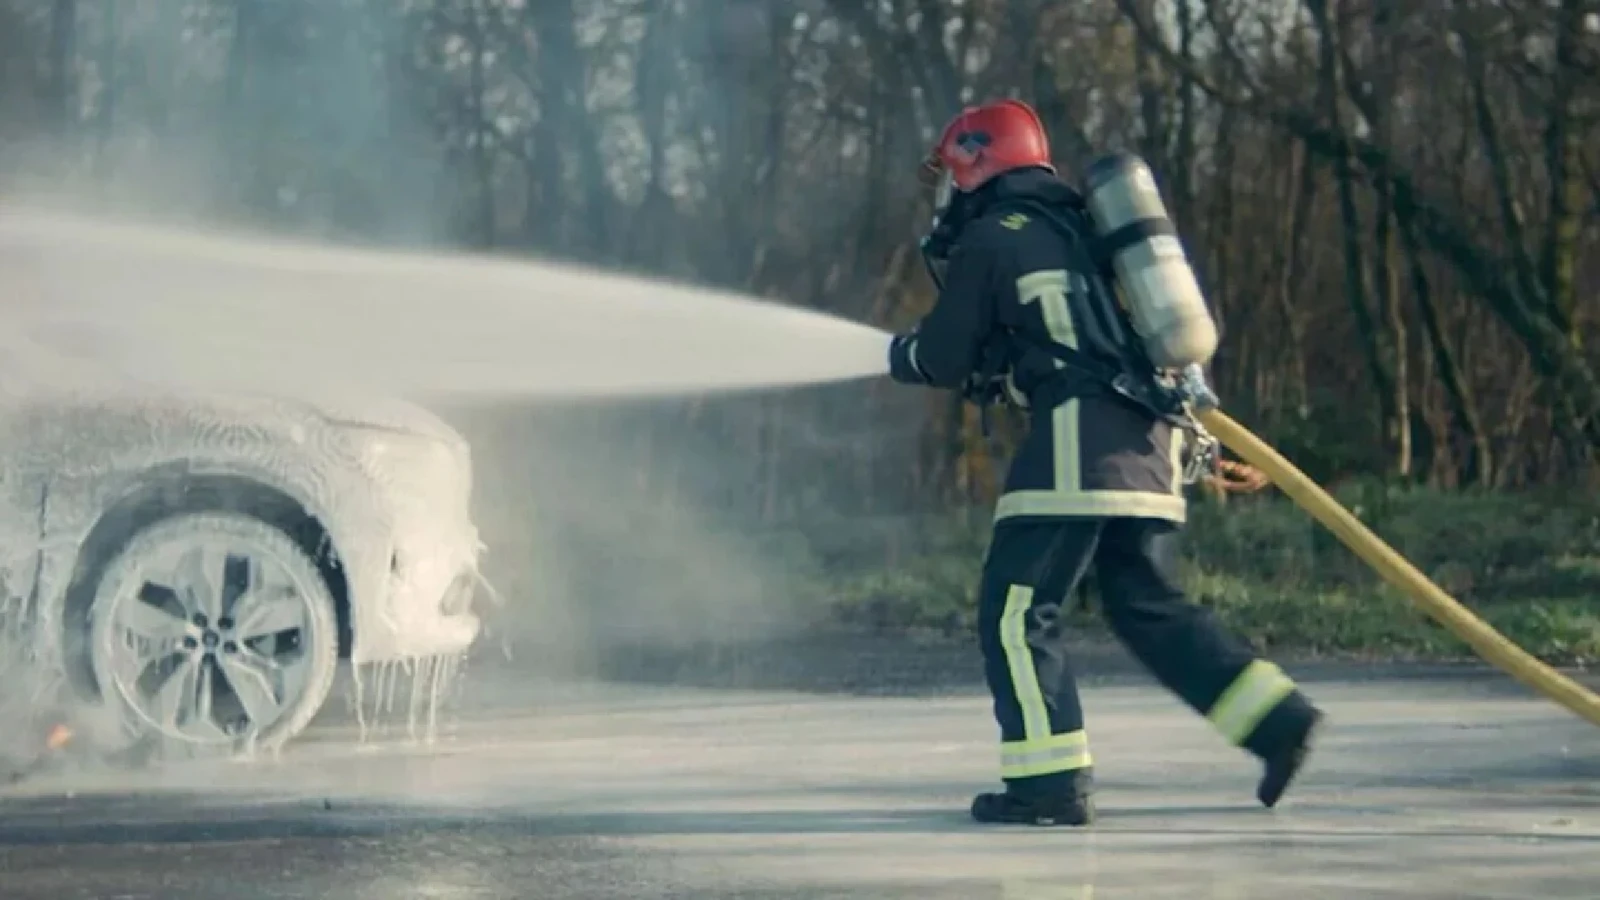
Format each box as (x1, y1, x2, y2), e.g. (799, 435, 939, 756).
(439, 396, 852, 678)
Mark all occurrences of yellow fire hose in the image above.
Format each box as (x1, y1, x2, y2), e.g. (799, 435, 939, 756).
(1197, 408, 1600, 728)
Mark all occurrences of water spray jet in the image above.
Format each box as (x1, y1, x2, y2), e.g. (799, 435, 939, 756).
(0, 207, 896, 403)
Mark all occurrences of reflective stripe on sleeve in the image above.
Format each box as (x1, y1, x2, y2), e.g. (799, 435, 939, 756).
(906, 336, 932, 382)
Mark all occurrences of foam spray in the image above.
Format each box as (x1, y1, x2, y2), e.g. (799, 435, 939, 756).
(0, 206, 895, 762)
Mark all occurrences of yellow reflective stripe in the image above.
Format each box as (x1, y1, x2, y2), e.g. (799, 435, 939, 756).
(1021, 270, 1081, 496)
(1016, 270, 1080, 355)
(999, 584, 1050, 741)
(994, 489, 1187, 523)
(998, 588, 1092, 781)
(1052, 398, 1080, 492)
(1000, 731, 1092, 779)
(1208, 660, 1298, 744)
(1168, 425, 1186, 497)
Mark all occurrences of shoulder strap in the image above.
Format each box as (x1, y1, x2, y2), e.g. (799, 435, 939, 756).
(985, 198, 1144, 378)
(987, 197, 1199, 428)
(989, 196, 1113, 280)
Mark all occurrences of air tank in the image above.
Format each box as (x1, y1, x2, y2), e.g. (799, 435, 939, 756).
(1082, 152, 1219, 369)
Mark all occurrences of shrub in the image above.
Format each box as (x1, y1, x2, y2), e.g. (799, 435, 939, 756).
(818, 487, 1600, 664)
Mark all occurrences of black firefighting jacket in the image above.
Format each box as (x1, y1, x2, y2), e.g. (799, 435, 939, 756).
(889, 168, 1188, 525)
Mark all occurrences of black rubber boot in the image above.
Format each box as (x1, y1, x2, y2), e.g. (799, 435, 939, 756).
(1257, 707, 1323, 808)
(970, 789, 1096, 826)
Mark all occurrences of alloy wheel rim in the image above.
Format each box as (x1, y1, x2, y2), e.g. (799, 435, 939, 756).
(95, 539, 317, 746)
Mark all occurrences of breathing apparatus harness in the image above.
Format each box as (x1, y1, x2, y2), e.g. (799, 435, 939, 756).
(919, 182, 1221, 487)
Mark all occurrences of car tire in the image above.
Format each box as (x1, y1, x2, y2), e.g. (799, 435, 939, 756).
(86, 511, 340, 758)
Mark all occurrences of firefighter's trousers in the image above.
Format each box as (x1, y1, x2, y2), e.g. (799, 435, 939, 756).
(977, 515, 1319, 797)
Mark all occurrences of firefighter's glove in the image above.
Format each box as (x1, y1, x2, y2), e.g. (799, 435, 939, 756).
(1208, 459, 1271, 494)
(962, 372, 1009, 408)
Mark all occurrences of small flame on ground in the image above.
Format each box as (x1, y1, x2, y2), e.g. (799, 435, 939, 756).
(44, 723, 73, 750)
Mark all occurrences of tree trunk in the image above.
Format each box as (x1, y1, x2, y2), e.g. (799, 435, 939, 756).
(1309, 0, 1396, 465)
(1539, 0, 1588, 346)
(1275, 138, 1315, 412)
(1400, 212, 1491, 487)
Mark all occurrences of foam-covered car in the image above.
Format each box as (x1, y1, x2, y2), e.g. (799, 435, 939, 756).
(0, 387, 484, 758)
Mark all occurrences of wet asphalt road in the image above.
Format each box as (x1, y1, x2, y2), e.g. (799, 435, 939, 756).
(3, 638, 1600, 900)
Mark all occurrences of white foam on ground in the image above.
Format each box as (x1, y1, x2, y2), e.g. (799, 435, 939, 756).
(0, 207, 893, 401)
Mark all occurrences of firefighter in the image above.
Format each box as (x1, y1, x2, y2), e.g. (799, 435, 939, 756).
(886, 98, 1324, 827)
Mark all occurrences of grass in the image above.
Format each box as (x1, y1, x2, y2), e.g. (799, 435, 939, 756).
(816, 483, 1600, 666)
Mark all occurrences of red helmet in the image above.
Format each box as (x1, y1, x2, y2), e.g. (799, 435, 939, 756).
(920, 99, 1054, 202)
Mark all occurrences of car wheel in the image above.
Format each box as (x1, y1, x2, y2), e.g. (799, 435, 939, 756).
(86, 511, 340, 756)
